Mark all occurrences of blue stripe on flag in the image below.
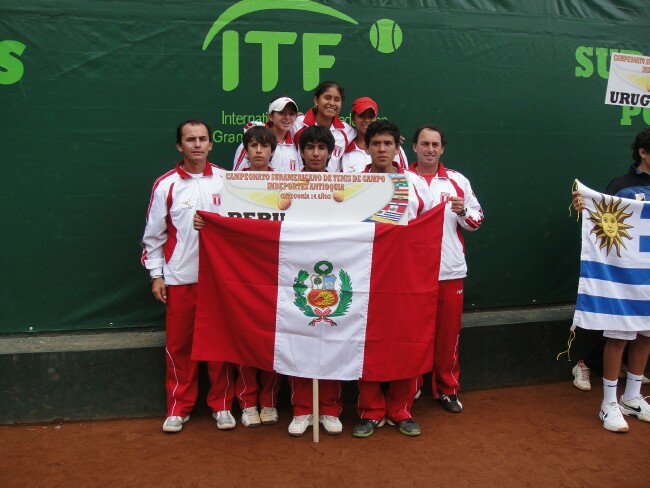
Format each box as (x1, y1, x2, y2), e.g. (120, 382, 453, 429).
(641, 203, 650, 219)
(640, 236, 650, 252)
(641, 204, 650, 252)
(576, 294, 650, 316)
(580, 260, 650, 285)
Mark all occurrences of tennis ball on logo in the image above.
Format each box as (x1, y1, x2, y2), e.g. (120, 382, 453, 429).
(332, 190, 344, 202)
(369, 19, 403, 54)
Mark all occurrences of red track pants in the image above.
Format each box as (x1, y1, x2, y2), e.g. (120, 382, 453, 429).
(357, 377, 421, 422)
(432, 278, 464, 397)
(288, 377, 342, 417)
(235, 366, 282, 409)
(165, 284, 235, 417)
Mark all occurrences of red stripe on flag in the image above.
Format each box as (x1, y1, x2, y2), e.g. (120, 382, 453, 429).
(163, 182, 178, 263)
(192, 212, 280, 371)
(362, 203, 444, 381)
(194, 203, 445, 382)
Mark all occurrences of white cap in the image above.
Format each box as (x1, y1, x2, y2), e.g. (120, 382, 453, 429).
(268, 97, 298, 113)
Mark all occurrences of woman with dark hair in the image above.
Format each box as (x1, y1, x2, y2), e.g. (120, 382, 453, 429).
(233, 95, 301, 172)
(292, 81, 355, 172)
(341, 96, 409, 173)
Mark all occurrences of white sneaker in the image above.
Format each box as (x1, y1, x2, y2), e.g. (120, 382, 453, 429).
(213, 410, 236, 430)
(260, 406, 279, 425)
(319, 415, 342, 435)
(572, 361, 591, 391)
(599, 402, 629, 433)
(241, 407, 261, 427)
(162, 415, 189, 433)
(619, 395, 650, 422)
(288, 414, 313, 436)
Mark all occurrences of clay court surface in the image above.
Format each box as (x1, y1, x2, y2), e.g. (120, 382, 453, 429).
(1, 381, 648, 488)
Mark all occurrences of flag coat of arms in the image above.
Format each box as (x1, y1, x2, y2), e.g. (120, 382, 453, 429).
(573, 181, 650, 331)
(192, 204, 444, 381)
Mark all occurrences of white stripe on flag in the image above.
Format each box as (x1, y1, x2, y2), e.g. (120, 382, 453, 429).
(579, 278, 650, 302)
(274, 221, 374, 380)
(573, 310, 650, 331)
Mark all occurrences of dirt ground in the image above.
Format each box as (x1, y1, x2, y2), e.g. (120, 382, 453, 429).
(1, 381, 648, 488)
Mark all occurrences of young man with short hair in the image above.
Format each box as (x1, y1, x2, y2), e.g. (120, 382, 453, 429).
(299, 125, 335, 173)
(232, 125, 283, 427)
(240, 125, 277, 172)
(353, 120, 432, 438)
(287, 124, 344, 436)
(141, 119, 236, 433)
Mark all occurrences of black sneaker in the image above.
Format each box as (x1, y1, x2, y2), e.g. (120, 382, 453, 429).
(352, 418, 384, 438)
(439, 394, 463, 413)
(396, 418, 421, 436)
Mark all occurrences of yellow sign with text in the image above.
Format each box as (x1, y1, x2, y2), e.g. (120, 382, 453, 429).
(220, 171, 410, 225)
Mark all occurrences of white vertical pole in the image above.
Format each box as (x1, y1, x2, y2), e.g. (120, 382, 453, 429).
(312, 378, 319, 443)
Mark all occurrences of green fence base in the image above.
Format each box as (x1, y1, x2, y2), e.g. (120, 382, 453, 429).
(1, 305, 598, 424)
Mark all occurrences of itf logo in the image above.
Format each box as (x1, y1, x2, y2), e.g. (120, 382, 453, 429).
(203, 0, 403, 92)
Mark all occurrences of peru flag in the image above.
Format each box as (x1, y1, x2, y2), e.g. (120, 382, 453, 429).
(192, 204, 443, 381)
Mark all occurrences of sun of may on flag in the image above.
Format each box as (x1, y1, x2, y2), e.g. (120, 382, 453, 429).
(192, 204, 445, 382)
(573, 180, 650, 332)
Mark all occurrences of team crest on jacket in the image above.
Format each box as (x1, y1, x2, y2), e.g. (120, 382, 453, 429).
(293, 260, 352, 326)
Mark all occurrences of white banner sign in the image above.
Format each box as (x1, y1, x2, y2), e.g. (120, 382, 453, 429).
(220, 171, 410, 224)
(605, 53, 650, 108)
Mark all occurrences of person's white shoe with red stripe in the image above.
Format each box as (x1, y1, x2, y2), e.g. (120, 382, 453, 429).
(572, 360, 591, 391)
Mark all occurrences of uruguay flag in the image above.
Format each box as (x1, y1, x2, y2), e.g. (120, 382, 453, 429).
(573, 181, 650, 331)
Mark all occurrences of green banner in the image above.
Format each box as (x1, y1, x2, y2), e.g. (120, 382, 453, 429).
(1, 0, 649, 333)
